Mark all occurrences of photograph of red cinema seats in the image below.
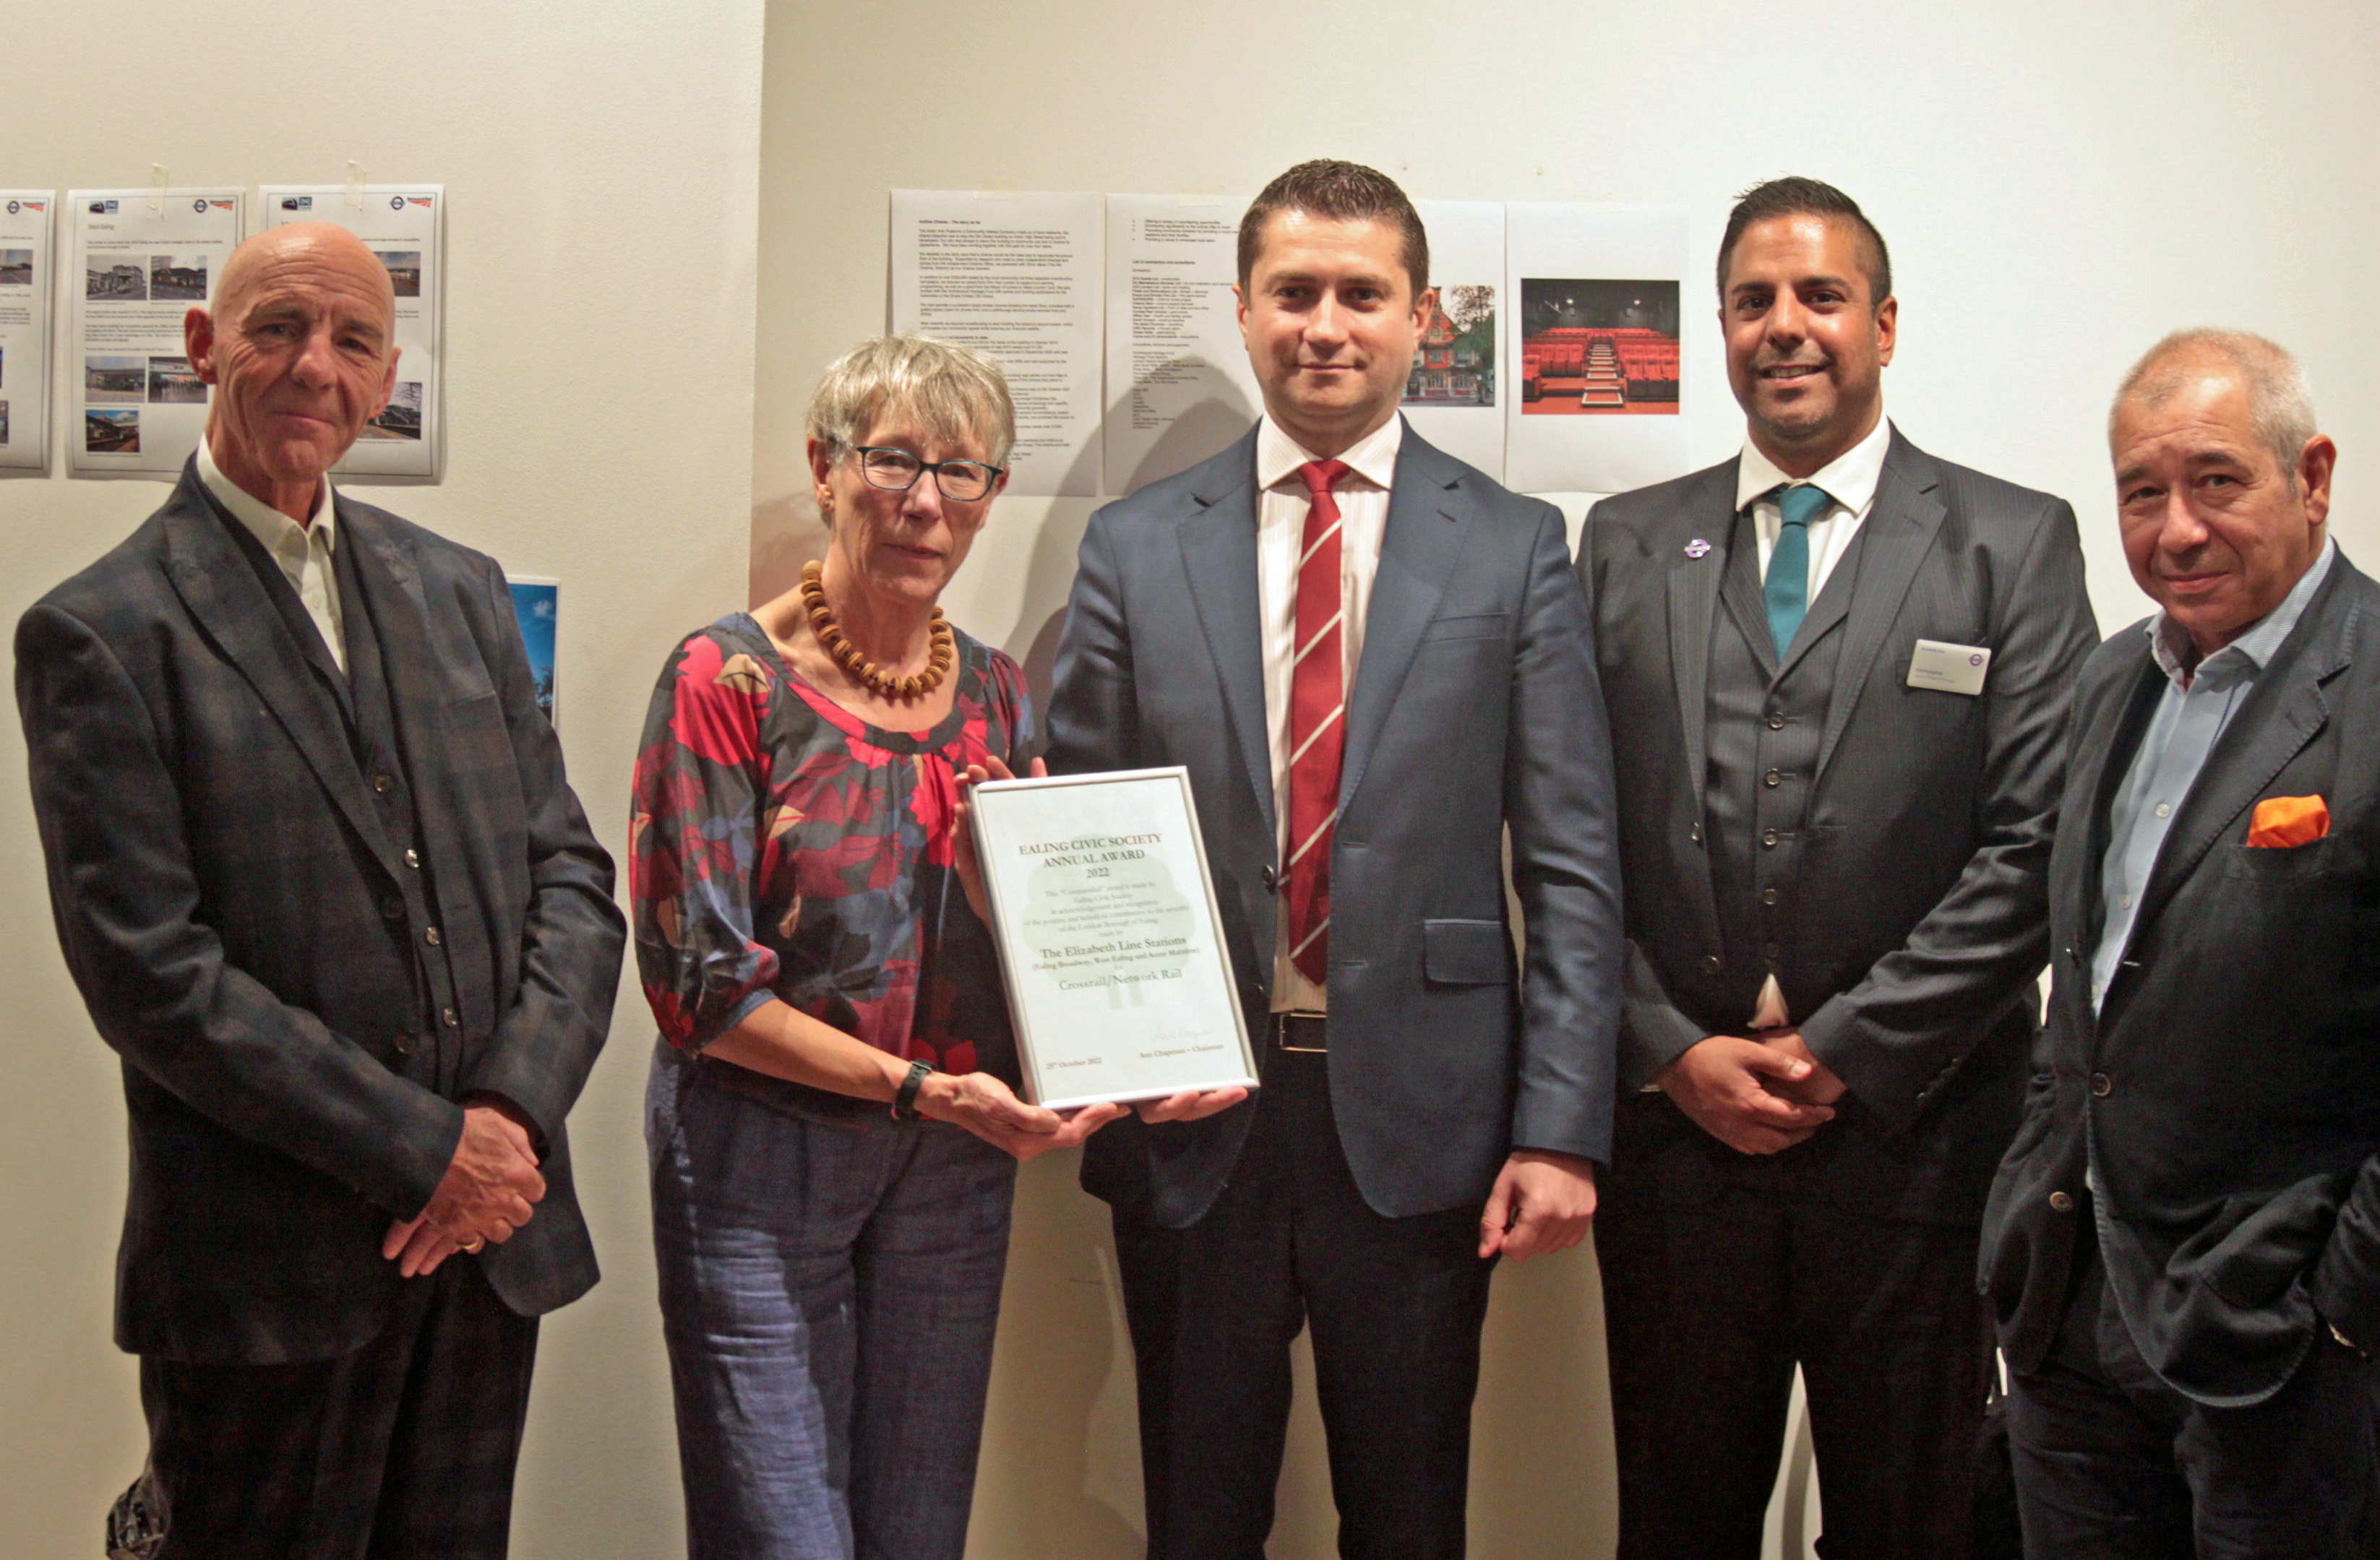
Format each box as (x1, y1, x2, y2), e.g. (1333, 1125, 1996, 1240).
(1518, 278, 1680, 415)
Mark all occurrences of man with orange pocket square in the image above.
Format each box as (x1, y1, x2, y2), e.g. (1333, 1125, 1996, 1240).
(1982, 329, 2380, 1554)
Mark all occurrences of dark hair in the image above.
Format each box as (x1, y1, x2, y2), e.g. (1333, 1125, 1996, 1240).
(1237, 160, 1429, 299)
(1715, 176, 1891, 307)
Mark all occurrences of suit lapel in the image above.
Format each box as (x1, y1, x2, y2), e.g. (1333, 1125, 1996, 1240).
(1814, 430, 1946, 783)
(2132, 573, 2357, 935)
(340, 499, 446, 806)
(1177, 428, 1277, 845)
(161, 467, 399, 880)
(1667, 464, 1738, 799)
(2061, 640, 2162, 977)
(1341, 428, 1464, 813)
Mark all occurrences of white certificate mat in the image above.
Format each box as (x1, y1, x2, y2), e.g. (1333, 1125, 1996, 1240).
(0, 192, 56, 471)
(969, 767, 1258, 1109)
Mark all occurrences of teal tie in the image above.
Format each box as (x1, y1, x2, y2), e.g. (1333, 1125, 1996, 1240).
(1763, 484, 1831, 660)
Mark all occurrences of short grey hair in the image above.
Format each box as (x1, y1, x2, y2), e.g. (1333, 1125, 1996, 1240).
(806, 333, 1018, 470)
(2111, 328, 2319, 484)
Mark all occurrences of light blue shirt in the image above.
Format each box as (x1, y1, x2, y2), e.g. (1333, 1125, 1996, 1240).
(2090, 540, 2336, 1010)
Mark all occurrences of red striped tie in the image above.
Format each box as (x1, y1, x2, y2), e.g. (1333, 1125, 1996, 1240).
(1286, 459, 1349, 988)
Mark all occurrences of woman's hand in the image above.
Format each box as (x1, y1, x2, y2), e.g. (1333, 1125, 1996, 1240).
(953, 754, 1047, 921)
(919, 1069, 1126, 1161)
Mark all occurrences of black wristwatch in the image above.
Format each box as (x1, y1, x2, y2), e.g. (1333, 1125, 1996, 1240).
(891, 1059, 934, 1122)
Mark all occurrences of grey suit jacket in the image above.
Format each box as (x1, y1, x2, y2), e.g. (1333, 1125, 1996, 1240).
(16, 462, 624, 1363)
(1985, 554, 2380, 1405)
(1047, 421, 1623, 1227)
(1580, 428, 2097, 1223)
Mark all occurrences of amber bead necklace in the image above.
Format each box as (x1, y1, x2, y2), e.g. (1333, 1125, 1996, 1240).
(799, 559, 954, 701)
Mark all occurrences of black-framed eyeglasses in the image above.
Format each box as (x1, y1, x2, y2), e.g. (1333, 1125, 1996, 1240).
(851, 446, 1005, 502)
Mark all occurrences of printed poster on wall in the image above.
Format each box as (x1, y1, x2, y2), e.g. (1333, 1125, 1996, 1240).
(1403, 199, 1505, 482)
(1102, 194, 1258, 494)
(890, 190, 1103, 497)
(0, 192, 56, 472)
(507, 575, 558, 725)
(259, 186, 444, 478)
(1503, 203, 1691, 494)
(66, 188, 244, 476)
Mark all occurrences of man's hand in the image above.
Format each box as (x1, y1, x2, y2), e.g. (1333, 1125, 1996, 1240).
(381, 1100, 545, 1278)
(1654, 1035, 1836, 1155)
(1135, 1087, 1250, 1124)
(920, 1070, 1127, 1160)
(1479, 1149, 1598, 1261)
(1756, 1027, 1847, 1107)
(954, 754, 1047, 922)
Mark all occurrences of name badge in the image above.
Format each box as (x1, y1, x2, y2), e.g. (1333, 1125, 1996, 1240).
(1907, 639, 1992, 696)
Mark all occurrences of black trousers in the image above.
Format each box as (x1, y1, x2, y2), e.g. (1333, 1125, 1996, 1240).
(133, 1256, 538, 1560)
(1110, 1049, 1495, 1560)
(1595, 1175, 1990, 1560)
(2005, 1243, 2380, 1558)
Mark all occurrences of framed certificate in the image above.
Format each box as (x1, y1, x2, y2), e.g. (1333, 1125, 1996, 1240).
(968, 767, 1260, 1109)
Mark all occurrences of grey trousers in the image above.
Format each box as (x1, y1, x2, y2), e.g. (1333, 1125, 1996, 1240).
(645, 1043, 1018, 1560)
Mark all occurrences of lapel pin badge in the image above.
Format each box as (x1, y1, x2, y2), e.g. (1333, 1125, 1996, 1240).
(1684, 538, 1711, 559)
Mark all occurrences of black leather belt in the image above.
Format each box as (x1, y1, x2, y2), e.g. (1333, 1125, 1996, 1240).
(1271, 1012, 1327, 1053)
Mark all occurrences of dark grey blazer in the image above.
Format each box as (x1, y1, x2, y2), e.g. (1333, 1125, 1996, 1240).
(1047, 421, 1623, 1228)
(16, 462, 623, 1365)
(1580, 428, 2098, 1223)
(1984, 553, 2380, 1406)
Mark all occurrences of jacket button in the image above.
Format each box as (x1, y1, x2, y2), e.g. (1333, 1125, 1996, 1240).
(2049, 1191, 2076, 1212)
(393, 1033, 418, 1056)
(1690, 819, 1704, 844)
(1764, 769, 1783, 788)
(1766, 711, 1785, 730)
(1763, 942, 1782, 962)
(1762, 829, 1779, 848)
(1761, 887, 1780, 905)
(382, 897, 404, 921)
(1698, 954, 1722, 975)
(1260, 864, 1278, 890)
(404, 848, 421, 869)
(2090, 1072, 2112, 1098)
(425, 926, 443, 947)
(442, 1007, 460, 1027)
(371, 773, 394, 794)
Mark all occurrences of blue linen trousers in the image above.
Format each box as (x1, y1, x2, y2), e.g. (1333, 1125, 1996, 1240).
(646, 1040, 1018, 1560)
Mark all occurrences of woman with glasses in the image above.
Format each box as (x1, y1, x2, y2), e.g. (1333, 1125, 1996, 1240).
(630, 334, 1124, 1559)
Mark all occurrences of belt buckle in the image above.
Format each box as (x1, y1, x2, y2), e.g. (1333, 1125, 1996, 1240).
(1275, 1012, 1327, 1053)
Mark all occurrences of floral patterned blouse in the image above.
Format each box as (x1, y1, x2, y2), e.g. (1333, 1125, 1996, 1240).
(630, 612, 1031, 1123)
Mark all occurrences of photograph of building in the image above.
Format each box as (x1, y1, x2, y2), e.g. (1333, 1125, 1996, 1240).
(361, 379, 424, 439)
(374, 249, 423, 298)
(1405, 283, 1495, 406)
(0, 250, 32, 287)
(147, 356, 206, 404)
(148, 255, 208, 301)
(0, 402, 10, 447)
(1518, 278, 1680, 415)
(84, 408, 138, 454)
(85, 356, 147, 406)
(85, 262, 145, 301)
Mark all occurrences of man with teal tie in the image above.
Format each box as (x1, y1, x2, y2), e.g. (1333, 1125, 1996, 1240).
(1576, 177, 2100, 1555)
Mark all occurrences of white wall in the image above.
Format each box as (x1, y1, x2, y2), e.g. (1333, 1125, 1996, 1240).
(751, 4, 2380, 1557)
(0, 4, 762, 1556)
(4, 3, 2377, 1559)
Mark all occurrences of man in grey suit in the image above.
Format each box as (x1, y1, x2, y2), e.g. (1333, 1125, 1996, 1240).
(1984, 330, 2380, 1553)
(17, 223, 622, 1557)
(1578, 177, 2098, 1555)
(1047, 159, 1621, 1560)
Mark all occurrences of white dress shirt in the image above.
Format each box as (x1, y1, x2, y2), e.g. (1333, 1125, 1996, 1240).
(1731, 413, 1893, 1032)
(1733, 411, 1894, 608)
(1257, 412, 1401, 1013)
(198, 440, 345, 674)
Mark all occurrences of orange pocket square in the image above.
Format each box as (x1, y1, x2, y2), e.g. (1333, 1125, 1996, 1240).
(2247, 795, 2329, 848)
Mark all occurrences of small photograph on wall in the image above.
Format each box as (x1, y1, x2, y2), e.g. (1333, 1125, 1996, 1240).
(1, 402, 10, 445)
(86, 408, 139, 454)
(1406, 283, 1496, 408)
(1518, 278, 1679, 415)
(85, 355, 145, 405)
(508, 577, 558, 723)
(364, 382, 424, 441)
(374, 250, 423, 298)
(147, 356, 205, 403)
(148, 254, 209, 301)
(0, 249, 32, 286)
(86, 261, 145, 301)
